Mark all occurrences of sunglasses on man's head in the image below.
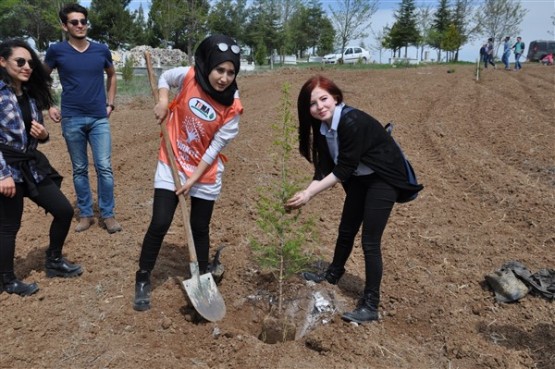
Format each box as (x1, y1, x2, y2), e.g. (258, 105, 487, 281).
(67, 19, 88, 26)
(217, 43, 240, 55)
(13, 57, 35, 69)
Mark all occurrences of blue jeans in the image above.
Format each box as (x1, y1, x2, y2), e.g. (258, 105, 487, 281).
(514, 53, 522, 70)
(502, 52, 510, 69)
(61, 116, 115, 218)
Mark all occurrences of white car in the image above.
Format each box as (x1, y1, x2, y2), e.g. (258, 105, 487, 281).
(322, 46, 370, 64)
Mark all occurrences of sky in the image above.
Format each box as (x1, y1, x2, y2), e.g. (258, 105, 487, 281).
(79, 0, 554, 63)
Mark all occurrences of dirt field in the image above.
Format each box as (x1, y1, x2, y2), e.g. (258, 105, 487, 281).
(2, 64, 554, 369)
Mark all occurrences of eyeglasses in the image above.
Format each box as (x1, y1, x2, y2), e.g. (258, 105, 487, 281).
(217, 43, 240, 54)
(67, 19, 88, 26)
(12, 57, 35, 69)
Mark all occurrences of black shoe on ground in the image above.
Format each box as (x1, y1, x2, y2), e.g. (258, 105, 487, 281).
(133, 270, 151, 311)
(341, 293, 380, 324)
(341, 306, 379, 324)
(302, 268, 343, 285)
(45, 257, 83, 278)
(0, 273, 39, 296)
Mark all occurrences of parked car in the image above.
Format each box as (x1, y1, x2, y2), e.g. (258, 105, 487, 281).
(322, 46, 370, 64)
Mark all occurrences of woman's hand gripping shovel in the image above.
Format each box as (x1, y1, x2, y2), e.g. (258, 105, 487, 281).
(144, 52, 226, 322)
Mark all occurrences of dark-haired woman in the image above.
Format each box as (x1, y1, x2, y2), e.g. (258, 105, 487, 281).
(0, 39, 82, 296)
(286, 75, 422, 323)
(133, 34, 243, 311)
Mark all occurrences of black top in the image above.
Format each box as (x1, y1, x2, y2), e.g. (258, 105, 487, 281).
(16, 93, 32, 137)
(312, 106, 423, 202)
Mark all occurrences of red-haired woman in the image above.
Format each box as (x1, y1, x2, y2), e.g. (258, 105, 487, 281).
(286, 75, 422, 323)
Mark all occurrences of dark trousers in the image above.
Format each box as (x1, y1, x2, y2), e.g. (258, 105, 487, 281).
(484, 54, 495, 68)
(138, 189, 215, 273)
(329, 175, 397, 300)
(0, 178, 74, 273)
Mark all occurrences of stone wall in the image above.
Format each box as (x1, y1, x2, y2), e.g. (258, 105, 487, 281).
(113, 45, 189, 68)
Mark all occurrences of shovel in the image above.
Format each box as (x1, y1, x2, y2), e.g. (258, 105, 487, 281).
(144, 52, 226, 322)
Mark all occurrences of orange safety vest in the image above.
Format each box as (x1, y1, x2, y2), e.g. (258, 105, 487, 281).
(159, 68, 243, 184)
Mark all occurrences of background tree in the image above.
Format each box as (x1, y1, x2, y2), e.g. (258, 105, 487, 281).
(149, 0, 187, 49)
(0, 0, 60, 50)
(244, 0, 281, 65)
(130, 5, 150, 47)
(179, 0, 210, 58)
(287, 0, 334, 58)
(391, 0, 420, 58)
(370, 26, 388, 63)
(0, 0, 22, 41)
(88, 0, 134, 49)
(207, 0, 249, 42)
(475, 0, 528, 57)
(416, 5, 434, 61)
(441, 23, 463, 61)
(328, 0, 379, 57)
(430, 0, 451, 61)
(450, 0, 475, 61)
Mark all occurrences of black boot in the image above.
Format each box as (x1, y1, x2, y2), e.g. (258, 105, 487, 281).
(45, 251, 83, 278)
(302, 267, 344, 285)
(341, 293, 379, 324)
(0, 272, 39, 296)
(133, 270, 151, 311)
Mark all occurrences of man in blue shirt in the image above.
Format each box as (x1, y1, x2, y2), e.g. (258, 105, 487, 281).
(502, 36, 511, 70)
(44, 3, 122, 233)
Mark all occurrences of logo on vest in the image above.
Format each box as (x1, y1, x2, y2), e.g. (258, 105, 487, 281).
(189, 98, 216, 121)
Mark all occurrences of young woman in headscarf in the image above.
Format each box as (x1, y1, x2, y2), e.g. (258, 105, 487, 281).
(133, 35, 242, 311)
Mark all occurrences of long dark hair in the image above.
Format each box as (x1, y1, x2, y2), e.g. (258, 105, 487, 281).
(297, 75, 343, 163)
(0, 39, 54, 110)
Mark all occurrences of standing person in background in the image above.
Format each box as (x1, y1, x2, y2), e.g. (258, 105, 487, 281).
(0, 39, 83, 296)
(44, 3, 122, 234)
(485, 38, 496, 69)
(286, 75, 423, 324)
(502, 36, 511, 70)
(512, 37, 525, 71)
(133, 35, 243, 312)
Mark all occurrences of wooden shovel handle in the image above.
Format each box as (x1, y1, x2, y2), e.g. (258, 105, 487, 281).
(144, 52, 198, 263)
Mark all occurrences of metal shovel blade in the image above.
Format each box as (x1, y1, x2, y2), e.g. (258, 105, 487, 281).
(182, 263, 226, 322)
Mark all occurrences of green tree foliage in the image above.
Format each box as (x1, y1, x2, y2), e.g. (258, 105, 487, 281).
(207, 0, 249, 42)
(416, 6, 434, 60)
(450, 0, 474, 61)
(130, 5, 150, 47)
(88, 0, 134, 49)
(475, 0, 528, 55)
(0, 0, 60, 50)
(244, 0, 282, 64)
(441, 23, 464, 61)
(329, 0, 378, 54)
(121, 55, 134, 81)
(250, 83, 314, 313)
(288, 0, 335, 58)
(390, 0, 420, 58)
(430, 0, 451, 61)
(149, 0, 209, 60)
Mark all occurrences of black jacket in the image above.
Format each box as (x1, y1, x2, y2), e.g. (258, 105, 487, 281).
(312, 106, 423, 202)
(0, 143, 62, 198)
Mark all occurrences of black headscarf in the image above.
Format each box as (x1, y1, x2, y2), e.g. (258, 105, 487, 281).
(194, 35, 241, 107)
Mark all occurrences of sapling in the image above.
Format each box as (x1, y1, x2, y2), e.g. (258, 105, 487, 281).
(250, 83, 316, 315)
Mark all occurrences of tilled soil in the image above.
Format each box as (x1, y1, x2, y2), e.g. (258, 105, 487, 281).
(2, 64, 554, 369)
